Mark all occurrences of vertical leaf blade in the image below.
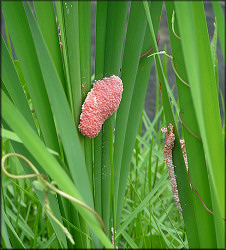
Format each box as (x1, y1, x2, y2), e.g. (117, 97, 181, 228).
(175, 1, 224, 247)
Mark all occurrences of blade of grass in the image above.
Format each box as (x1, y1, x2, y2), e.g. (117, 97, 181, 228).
(78, 3, 93, 247)
(61, 216, 92, 239)
(1, 36, 36, 131)
(122, 230, 139, 249)
(62, 1, 82, 126)
(2, 123, 68, 248)
(5, 208, 34, 239)
(31, 204, 41, 248)
(54, 3, 84, 246)
(114, 1, 148, 226)
(55, 2, 72, 108)
(116, 170, 168, 238)
(143, 1, 200, 247)
(102, 1, 129, 236)
(1, 209, 12, 249)
(79, 1, 92, 101)
(4, 21, 13, 59)
(39, 233, 57, 249)
(212, 1, 225, 62)
(33, 1, 67, 93)
(2, 1, 60, 154)
(115, 1, 163, 230)
(175, 2, 224, 247)
(94, 2, 109, 228)
(78, 0, 93, 193)
(1, 128, 61, 159)
(165, 2, 217, 248)
(210, 19, 219, 93)
(2, 209, 25, 249)
(24, 1, 93, 207)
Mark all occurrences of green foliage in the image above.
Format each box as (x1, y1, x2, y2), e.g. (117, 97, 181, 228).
(1, 1, 224, 248)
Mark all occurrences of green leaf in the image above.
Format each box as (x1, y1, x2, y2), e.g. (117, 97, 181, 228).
(33, 1, 67, 93)
(143, 1, 200, 247)
(1, 210, 12, 248)
(2, 90, 112, 248)
(62, 1, 82, 125)
(24, 1, 93, 207)
(102, 1, 129, 236)
(78, 1, 93, 193)
(115, 1, 163, 229)
(1, 36, 36, 131)
(2, 1, 60, 154)
(122, 230, 138, 249)
(165, 2, 217, 248)
(116, 170, 168, 238)
(2, 210, 25, 249)
(93, 2, 109, 231)
(175, 2, 224, 247)
(212, 1, 225, 62)
(5, 208, 34, 239)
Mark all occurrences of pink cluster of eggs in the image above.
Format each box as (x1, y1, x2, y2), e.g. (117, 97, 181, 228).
(78, 75, 123, 138)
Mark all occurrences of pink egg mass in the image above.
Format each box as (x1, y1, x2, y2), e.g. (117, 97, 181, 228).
(78, 75, 123, 138)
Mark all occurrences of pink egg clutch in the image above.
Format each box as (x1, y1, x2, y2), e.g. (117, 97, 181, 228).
(78, 75, 123, 138)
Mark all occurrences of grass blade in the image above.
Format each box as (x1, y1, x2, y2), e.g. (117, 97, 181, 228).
(93, 1, 109, 225)
(165, 2, 217, 248)
(24, 1, 93, 207)
(143, 1, 200, 247)
(1, 36, 36, 131)
(2, 90, 112, 248)
(78, 1, 93, 192)
(175, 2, 225, 247)
(212, 1, 225, 62)
(2, 210, 25, 249)
(115, 2, 163, 230)
(33, 1, 67, 93)
(102, 1, 129, 236)
(2, 1, 60, 154)
(62, 1, 82, 126)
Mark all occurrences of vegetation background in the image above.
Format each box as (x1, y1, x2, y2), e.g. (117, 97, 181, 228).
(1, 1, 225, 249)
(1, 1, 225, 124)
